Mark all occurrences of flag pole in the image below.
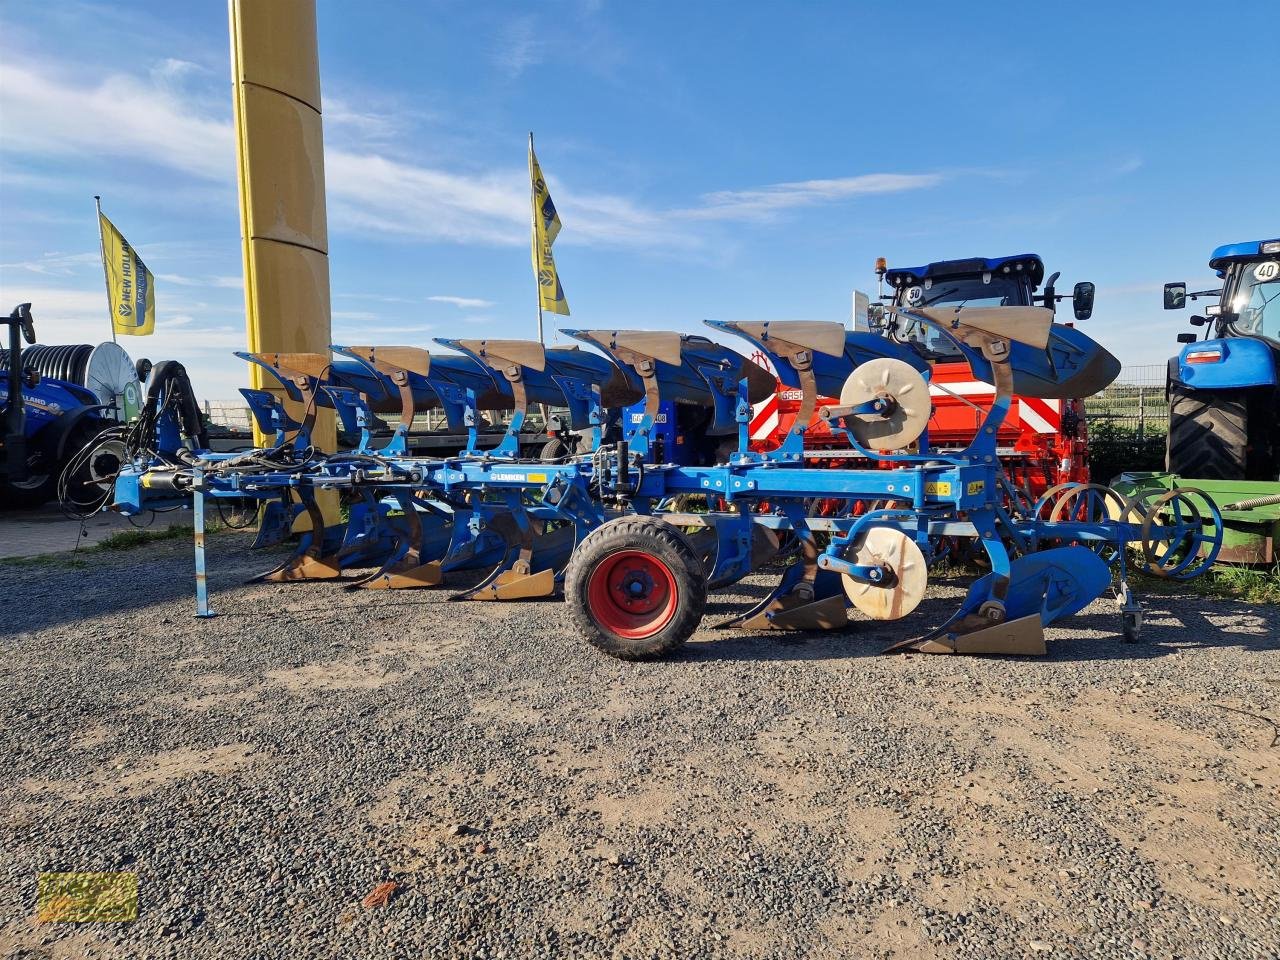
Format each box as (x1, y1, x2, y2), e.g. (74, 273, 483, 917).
(94, 195, 118, 344)
(529, 131, 551, 436)
(529, 131, 545, 346)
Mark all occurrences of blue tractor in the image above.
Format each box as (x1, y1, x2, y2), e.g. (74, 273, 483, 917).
(1, 303, 120, 508)
(1115, 239, 1280, 564)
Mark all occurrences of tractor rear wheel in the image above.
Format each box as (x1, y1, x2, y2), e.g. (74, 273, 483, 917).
(61, 422, 121, 509)
(565, 515, 706, 660)
(1166, 385, 1246, 480)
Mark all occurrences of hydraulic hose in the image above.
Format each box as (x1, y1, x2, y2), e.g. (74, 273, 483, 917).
(1219, 494, 1280, 512)
(0, 344, 93, 384)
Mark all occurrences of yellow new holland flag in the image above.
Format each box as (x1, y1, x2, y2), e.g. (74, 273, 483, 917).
(99, 213, 155, 336)
(529, 142, 569, 316)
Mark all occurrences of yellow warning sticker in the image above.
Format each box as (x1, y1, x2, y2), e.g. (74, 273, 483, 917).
(924, 481, 952, 496)
(967, 480, 985, 495)
(492, 471, 549, 482)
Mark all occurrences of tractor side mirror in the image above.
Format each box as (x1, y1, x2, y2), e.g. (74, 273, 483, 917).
(1163, 282, 1187, 310)
(1072, 281, 1095, 321)
(1176, 332, 1197, 344)
(136, 358, 153, 383)
(10, 302, 36, 343)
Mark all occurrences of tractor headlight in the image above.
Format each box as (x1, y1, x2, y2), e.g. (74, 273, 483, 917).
(1261, 240, 1280, 254)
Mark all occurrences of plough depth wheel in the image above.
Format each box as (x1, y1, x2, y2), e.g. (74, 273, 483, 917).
(1134, 487, 1224, 579)
(565, 516, 707, 661)
(1033, 481, 1140, 563)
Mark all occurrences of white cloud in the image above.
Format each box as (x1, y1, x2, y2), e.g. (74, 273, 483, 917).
(427, 295, 495, 308)
(323, 158, 940, 248)
(1, 251, 101, 276)
(324, 150, 528, 245)
(0, 286, 105, 324)
(682, 173, 944, 221)
(0, 60, 943, 251)
(333, 292, 418, 304)
(493, 17, 545, 79)
(331, 323, 435, 340)
(155, 273, 243, 290)
(0, 62, 234, 181)
(324, 97, 403, 144)
(324, 149, 688, 247)
(555, 188, 685, 248)
(150, 57, 205, 86)
(1111, 156, 1143, 177)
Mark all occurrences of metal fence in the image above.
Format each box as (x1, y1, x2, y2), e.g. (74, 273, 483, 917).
(204, 401, 253, 434)
(1084, 364, 1168, 436)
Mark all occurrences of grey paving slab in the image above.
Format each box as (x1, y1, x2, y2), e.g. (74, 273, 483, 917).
(0, 504, 193, 559)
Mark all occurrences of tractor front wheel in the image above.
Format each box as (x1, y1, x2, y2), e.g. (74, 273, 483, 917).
(1, 448, 56, 509)
(565, 516, 707, 660)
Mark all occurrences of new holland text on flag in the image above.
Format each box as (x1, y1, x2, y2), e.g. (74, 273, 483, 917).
(100, 213, 156, 336)
(528, 144, 569, 316)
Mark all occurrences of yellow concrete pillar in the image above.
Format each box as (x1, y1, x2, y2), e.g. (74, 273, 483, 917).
(229, 0, 337, 524)
(228, 0, 335, 453)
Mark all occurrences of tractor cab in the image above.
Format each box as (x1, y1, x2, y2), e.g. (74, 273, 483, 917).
(876, 254, 1094, 359)
(1164, 239, 1280, 348)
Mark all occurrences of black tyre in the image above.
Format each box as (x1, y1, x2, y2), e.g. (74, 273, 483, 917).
(1166, 386, 1246, 479)
(565, 515, 707, 660)
(1, 449, 57, 509)
(540, 436, 572, 461)
(62, 422, 123, 508)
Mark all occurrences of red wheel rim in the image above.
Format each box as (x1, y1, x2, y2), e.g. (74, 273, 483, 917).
(586, 550, 679, 640)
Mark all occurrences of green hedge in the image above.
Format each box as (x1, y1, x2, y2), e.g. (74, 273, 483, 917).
(1088, 418, 1167, 486)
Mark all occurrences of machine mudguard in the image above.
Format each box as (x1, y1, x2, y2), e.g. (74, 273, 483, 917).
(1171, 337, 1277, 391)
(49, 404, 109, 459)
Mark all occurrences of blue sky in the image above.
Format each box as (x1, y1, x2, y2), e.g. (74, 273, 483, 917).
(1, 0, 1275, 399)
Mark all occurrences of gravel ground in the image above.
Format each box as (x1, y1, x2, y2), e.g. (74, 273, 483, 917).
(1, 532, 1277, 960)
